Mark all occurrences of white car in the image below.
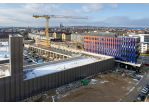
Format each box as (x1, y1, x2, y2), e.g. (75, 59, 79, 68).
(142, 87, 149, 94)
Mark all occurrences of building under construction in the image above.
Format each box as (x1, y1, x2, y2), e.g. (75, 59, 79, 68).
(0, 35, 115, 102)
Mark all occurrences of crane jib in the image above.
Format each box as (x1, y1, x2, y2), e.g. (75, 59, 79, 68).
(33, 14, 88, 48)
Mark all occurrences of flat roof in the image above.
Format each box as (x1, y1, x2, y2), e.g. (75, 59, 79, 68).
(72, 32, 116, 37)
(23, 56, 103, 80)
(129, 34, 149, 36)
(72, 32, 139, 38)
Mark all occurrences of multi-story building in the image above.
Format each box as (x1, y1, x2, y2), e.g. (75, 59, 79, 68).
(129, 34, 149, 53)
(140, 42, 149, 53)
(84, 34, 140, 63)
(129, 34, 149, 42)
(71, 33, 84, 45)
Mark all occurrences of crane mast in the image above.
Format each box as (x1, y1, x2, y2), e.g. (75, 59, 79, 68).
(33, 15, 88, 48)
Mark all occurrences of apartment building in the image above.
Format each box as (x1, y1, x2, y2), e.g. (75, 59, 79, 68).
(84, 34, 140, 63)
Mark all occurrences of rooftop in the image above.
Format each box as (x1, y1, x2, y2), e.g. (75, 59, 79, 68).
(72, 32, 116, 37)
(23, 56, 101, 80)
(23, 52, 113, 80)
(129, 34, 149, 36)
(72, 32, 139, 38)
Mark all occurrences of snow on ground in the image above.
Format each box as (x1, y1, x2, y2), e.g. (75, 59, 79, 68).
(136, 75, 143, 79)
(0, 44, 9, 60)
(24, 56, 99, 80)
(57, 92, 70, 99)
(90, 79, 98, 84)
(125, 87, 135, 95)
(100, 80, 109, 83)
(51, 96, 55, 102)
(133, 79, 139, 81)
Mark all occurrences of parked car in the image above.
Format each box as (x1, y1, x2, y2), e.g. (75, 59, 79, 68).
(137, 94, 146, 101)
(27, 59, 32, 63)
(146, 83, 149, 89)
(24, 56, 28, 59)
(142, 87, 149, 94)
(131, 74, 141, 80)
(144, 63, 149, 66)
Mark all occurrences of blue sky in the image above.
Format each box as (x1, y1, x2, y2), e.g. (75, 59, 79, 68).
(0, 3, 149, 27)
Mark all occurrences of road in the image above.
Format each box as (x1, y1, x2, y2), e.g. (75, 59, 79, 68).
(120, 68, 149, 102)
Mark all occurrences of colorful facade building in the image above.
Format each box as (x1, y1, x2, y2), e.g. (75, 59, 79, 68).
(84, 34, 140, 63)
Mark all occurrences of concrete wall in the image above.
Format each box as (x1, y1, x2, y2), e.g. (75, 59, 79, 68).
(0, 35, 115, 102)
(0, 57, 115, 102)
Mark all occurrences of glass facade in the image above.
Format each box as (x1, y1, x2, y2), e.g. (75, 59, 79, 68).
(84, 35, 140, 63)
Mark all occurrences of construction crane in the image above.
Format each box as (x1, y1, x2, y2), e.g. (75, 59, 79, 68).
(33, 15, 88, 48)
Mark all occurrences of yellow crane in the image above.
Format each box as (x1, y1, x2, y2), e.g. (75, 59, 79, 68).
(33, 14, 88, 48)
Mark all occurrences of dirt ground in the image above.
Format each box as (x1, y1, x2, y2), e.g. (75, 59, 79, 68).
(22, 65, 148, 102)
(55, 71, 138, 102)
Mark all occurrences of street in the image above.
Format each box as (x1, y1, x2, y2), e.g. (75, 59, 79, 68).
(120, 68, 149, 102)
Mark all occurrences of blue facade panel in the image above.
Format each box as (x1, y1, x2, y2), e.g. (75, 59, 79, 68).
(84, 35, 140, 64)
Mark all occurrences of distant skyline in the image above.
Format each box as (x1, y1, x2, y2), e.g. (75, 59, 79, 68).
(0, 3, 149, 27)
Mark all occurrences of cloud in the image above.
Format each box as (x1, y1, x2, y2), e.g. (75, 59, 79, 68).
(0, 3, 148, 28)
(75, 3, 105, 13)
(90, 3, 105, 10)
(82, 6, 90, 12)
(0, 3, 80, 27)
(110, 4, 118, 9)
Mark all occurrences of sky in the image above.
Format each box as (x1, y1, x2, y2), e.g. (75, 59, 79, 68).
(0, 3, 149, 27)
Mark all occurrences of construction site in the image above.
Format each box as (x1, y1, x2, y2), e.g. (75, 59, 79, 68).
(0, 14, 149, 102)
(0, 35, 115, 102)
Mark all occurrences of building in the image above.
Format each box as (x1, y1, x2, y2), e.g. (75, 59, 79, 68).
(73, 26, 75, 30)
(40, 30, 46, 35)
(0, 35, 115, 102)
(35, 36, 61, 47)
(62, 33, 71, 41)
(129, 34, 149, 53)
(140, 42, 149, 53)
(129, 34, 149, 42)
(84, 33, 140, 64)
(28, 32, 71, 42)
(71, 33, 84, 45)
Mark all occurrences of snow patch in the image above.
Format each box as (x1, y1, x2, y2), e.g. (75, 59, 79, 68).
(133, 79, 139, 81)
(57, 93, 70, 99)
(90, 79, 98, 84)
(125, 87, 135, 95)
(51, 96, 55, 102)
(117, 99, 122, 102)
(24, 56, 100, 79)
(129, 82, 131, 83)
(62, 92, 70, 98)
(136, 75, 143, 79)
(100, 80, 108, 83)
